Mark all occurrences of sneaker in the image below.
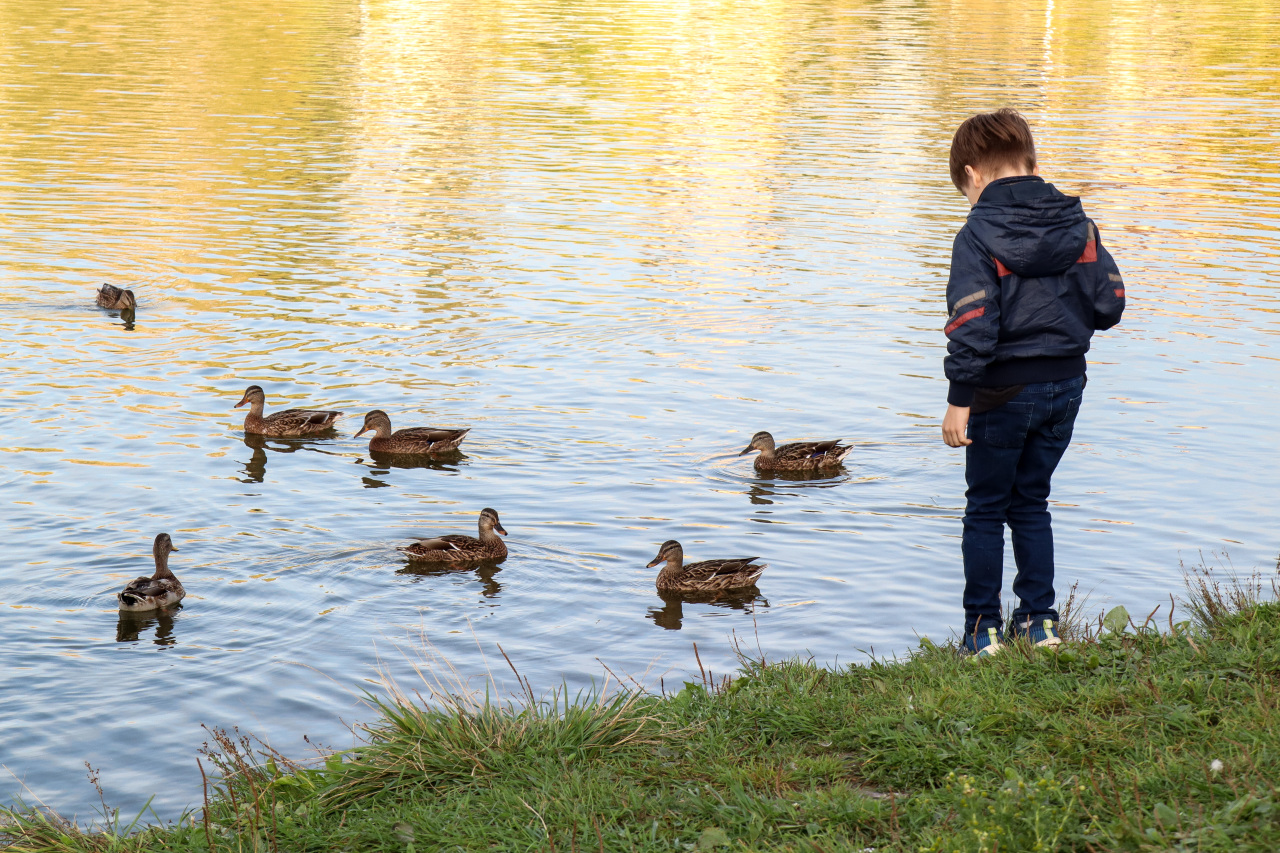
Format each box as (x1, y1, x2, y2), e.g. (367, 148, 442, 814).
(963, 626, 1004, 657)
(1010, 617, 1062, 648)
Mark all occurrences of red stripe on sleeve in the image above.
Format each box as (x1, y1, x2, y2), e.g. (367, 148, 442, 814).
(993, 257, 1012, 277)
(945, 306, 986, 335)
(1114, 288, 1125, 298)
(1077, 240, 1097, 263)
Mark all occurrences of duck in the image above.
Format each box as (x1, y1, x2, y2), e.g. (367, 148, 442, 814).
(646, 540, 765, 593)
(117, 533, 185, 611)
(96, 284, 136, 311)
(400, 508, 508, 563)
(739, 430, 853, 472)
(355, 410, 469, 455)
(234, 385, 341, 437)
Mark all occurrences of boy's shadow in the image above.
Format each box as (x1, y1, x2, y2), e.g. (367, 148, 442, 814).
(646, 589, 767, 631)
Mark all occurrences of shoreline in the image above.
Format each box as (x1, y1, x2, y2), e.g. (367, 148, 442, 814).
(4, 568, 1278, 852)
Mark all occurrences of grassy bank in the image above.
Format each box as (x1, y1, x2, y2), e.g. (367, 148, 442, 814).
(5, 570, 1280, 852)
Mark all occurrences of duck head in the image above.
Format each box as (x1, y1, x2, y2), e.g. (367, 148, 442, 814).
(646, 540, 684, 569)
(234, 385, 265, 410)
(153, 532, 179, 555)
(355, 410, 392, 439)
(479, 507, 507, 536)
(152, 532, 179, 575)
(118, 289, 137, 310)
(739, 431, 776, 456)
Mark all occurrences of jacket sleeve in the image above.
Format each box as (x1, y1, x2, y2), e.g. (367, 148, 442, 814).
(942, 227, 1002, 407)
(1089, 221, 1125, 330)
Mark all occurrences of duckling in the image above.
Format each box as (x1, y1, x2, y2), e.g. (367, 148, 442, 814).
(95, 284, 136, 311)
(646, 540, 765, 593)
(739, 430, 853, 472)
(355, 410, 469, 455)
(234, 385, 341, 437)
(400, 508, 507, 563)
(117, 533, 185, 611)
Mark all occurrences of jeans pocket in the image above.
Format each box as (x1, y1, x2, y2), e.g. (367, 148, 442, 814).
(1051, 394, 1083, 441)
(981, 401, 1035, 448)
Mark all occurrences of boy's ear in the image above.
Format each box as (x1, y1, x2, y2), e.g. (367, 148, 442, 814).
(964, 164, 981, 184)
(1033, 164, 1040, 176)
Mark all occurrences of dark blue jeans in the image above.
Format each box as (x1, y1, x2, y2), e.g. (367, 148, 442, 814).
(962, 375, 1084, 637)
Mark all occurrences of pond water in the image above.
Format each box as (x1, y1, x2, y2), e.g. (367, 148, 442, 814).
(1, 0, 1277, 820)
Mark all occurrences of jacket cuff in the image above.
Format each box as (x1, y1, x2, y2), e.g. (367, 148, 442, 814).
(947, 382, 976, 408)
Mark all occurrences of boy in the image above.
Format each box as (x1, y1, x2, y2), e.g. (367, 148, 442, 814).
(940, 109, 1125, 656)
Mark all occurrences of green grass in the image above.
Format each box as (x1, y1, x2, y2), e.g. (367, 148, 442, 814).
(4, 565, 1280, 852)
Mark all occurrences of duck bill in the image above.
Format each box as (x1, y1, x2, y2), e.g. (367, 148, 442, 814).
(646, 557, 662, 568)
(170, 546, 179, 552)
(495, 525, 508, 536)
(234, 395, 249, 409)
(354, 426, 369, 438)
(738, 445, 755, 455)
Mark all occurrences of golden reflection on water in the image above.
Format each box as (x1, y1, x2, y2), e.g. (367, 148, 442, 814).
(2, 0, 1276, 328)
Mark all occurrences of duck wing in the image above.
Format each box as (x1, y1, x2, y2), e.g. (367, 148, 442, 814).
(776, 440, 852, 464)
(671, 557, 766, 592)
(121, 575, 154, 594)
(119, 577, 168, 601)
(388, 427, 470, 453)
(264, 408, 342, 432)
(96, 284, 128, 308)
(401, 534, 479, 556)
(682, 557, 762, 582)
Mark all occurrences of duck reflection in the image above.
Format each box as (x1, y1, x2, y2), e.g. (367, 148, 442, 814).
(239, 433, 341, 483)
(358, 452, 466, 488)
(116, 606, 179, 646)
(368, 450, 466, 471)
(646, 589, 768, 631)
(746, 470, 846, 505)
(396, 559, 504, 599)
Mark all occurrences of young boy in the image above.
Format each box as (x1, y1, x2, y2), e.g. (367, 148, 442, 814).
(941, 109, 1125, 656)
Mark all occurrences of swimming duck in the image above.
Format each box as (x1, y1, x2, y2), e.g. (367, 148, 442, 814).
(739, 431, 853, 472)
(96, 284, 136, 310)
(400, 508, 508, 563)
(355, 410, 469, 455)
(235, 385, 341, 437)
(646, 540, 766, 593)
(117, 533, 185, 611)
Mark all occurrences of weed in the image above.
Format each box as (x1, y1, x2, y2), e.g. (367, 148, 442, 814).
(5, 557, 1280, 852)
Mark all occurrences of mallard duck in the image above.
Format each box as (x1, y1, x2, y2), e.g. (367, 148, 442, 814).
(355, 410, 469, 455)
(646, 540, 765, 593)
(400, 508, 508, 563)
(117, 533, 185, 611)
(235, 385, 341, 436)
(96, 284, 136, 310)
(739, 431, 853, 472)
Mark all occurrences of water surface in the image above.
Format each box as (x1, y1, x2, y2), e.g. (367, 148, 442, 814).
(1, 0, 1278, 818)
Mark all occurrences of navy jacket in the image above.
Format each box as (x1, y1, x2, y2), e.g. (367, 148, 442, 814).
(943, 176, 1125, 407)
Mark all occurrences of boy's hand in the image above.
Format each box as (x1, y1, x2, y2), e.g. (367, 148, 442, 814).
(942, 405, 972, 447)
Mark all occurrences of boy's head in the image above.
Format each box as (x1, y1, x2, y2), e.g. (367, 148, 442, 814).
(949, 109, 1038, 204)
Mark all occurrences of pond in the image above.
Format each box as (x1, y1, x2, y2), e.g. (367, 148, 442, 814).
(1, 0, 1277, 820)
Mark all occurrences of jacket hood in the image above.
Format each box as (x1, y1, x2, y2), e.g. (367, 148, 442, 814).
(966, 176, 1087, 277)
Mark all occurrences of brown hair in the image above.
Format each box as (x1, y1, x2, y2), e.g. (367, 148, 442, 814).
(949, 108, 1037, 191)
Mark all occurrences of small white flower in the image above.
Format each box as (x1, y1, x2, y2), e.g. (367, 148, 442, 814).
(1210, 759, 1224, 774)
